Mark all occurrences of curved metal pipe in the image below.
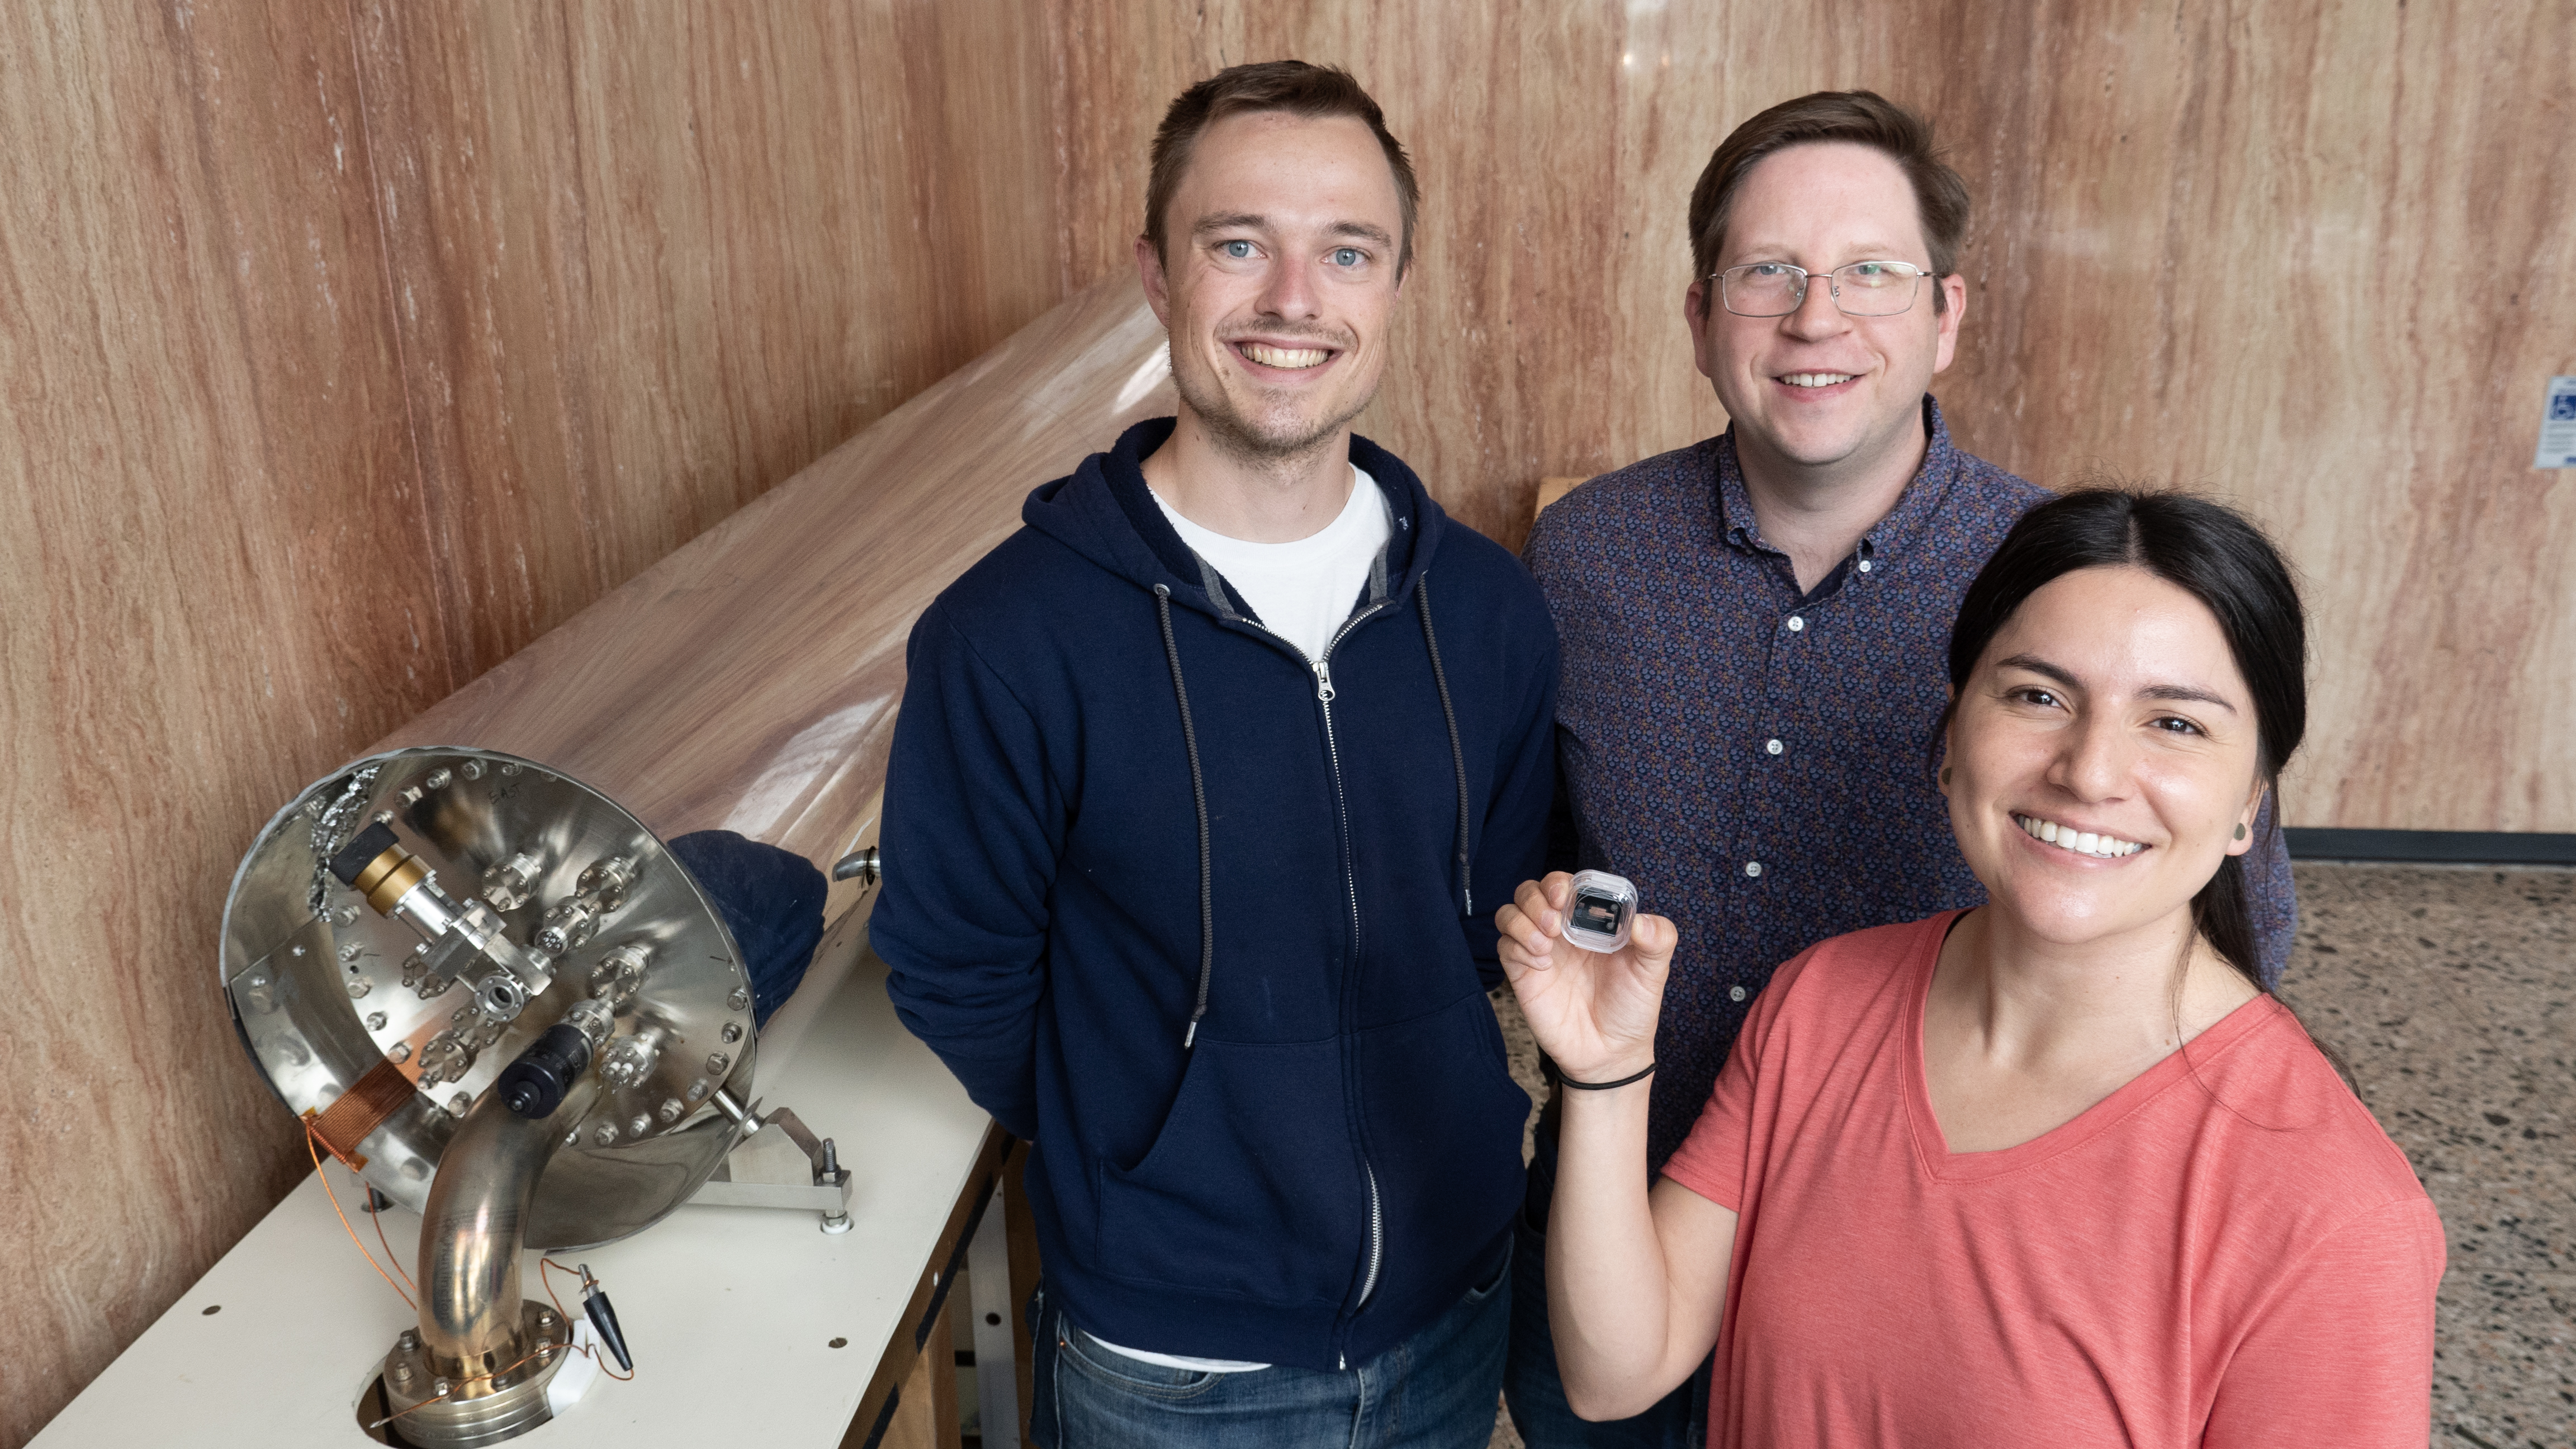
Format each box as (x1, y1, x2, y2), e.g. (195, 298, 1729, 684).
(418, 1078, 598, 1380)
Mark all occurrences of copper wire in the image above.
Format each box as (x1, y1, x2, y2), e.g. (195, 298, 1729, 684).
(541, 1257, 635, 1381)
(306, 1121, 415, 1311)
(355, 1160, 419, 1293)
(365, 1342, 561, 1431)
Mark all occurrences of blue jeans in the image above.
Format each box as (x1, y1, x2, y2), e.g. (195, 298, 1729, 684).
(1030, 1254, 1510, 1448)
(1502, 1146, 1704, 1448)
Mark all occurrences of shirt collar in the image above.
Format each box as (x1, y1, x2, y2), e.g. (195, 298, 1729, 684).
(1714, 395, 1960, 566)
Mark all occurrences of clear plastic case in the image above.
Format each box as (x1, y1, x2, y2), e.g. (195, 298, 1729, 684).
(1560, 869, 1639, 953)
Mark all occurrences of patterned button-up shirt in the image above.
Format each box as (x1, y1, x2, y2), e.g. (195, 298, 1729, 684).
(1524, 397, 2296, 1171)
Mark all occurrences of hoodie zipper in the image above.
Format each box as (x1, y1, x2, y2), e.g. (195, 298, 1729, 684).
(1304, 607, 1390, 1351)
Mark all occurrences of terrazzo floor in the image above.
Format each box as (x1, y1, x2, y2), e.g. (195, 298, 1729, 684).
(1486, 862, 2575, 1448)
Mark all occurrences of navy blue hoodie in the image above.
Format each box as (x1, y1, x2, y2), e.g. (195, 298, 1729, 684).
(873, 419, 1556, 1371)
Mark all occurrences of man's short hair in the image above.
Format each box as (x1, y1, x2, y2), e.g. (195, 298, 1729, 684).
(1688, 91, 1969, 314)
(1146, 61, 1420, 279)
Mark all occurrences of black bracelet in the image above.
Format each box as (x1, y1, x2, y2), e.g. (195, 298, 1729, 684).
(1557, 1061, 1656, 1091)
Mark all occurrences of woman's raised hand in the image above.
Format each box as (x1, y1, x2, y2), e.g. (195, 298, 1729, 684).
(1496, 873, 1677, 1083)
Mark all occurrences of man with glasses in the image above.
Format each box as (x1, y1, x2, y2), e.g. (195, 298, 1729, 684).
(1506, 90, 2296, 1445)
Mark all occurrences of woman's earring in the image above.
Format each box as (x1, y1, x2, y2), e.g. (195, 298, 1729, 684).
(2234, 822, 2248, 841)
(1939, 766, 1952, 787)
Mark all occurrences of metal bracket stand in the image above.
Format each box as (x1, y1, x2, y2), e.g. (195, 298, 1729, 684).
(686, 1103, 854, 1232)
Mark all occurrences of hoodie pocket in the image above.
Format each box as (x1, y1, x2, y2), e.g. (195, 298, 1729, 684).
(1095, 1034, 1364, 1305)
(1353, 988, 1532, 1298)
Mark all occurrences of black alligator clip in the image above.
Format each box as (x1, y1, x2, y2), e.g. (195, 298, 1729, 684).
(578, 1262, 633, 1372)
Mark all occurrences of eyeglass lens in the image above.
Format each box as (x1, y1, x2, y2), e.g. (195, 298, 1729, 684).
(1721, 262, 1923, 318)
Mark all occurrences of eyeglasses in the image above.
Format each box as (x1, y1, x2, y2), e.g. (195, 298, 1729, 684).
(1715, 261, 1930, 318)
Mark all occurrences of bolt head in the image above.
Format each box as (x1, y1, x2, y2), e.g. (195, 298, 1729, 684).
(628, 1114, 650, 1137)
(705, 1052, 729, 1074)
(686, 1081, 709, 1102)
(432, 1379, 449, 1395)
(449, 1092, 471, 1115)
(460, 759, 485, 781)
(726, 987, 750, 1012)
(346, 978, 372, 998)
(424, 769, 451, 790)
(721, 1021, 742, 1044)
(594, 1124, 618, 1146)
(366, 1012, 387, 1031)
(657, 1098, 683, 1123)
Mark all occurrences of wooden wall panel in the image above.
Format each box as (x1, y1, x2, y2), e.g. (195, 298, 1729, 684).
(1048, 0, 2576, 831)
(4, 4, 1064, 1443)
(352, 0, 1066, 679)
(0, 3, 442, 1442)
(1922, 0, 2576, 832)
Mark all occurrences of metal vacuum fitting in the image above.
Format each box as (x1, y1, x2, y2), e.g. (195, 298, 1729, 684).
(377, 1078, 598, 1443)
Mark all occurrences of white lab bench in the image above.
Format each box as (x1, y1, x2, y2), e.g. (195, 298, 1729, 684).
(32, 911, 1026, 1449)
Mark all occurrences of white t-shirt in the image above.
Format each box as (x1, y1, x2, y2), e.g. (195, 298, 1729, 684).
(1150, 465, 1393, 662)
(1101, 465, 1390, 1375)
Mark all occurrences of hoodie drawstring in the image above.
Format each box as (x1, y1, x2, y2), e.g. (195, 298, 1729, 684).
(1415, 578, 1474, 917)
(1153, 585, 1216, 1049)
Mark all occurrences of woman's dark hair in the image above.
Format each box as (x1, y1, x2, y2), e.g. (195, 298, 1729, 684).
(1940, 488, 2306, 988)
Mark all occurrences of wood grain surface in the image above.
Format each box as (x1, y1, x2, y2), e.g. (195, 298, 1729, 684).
(1046, 0, 2576, 832)
(10, 3, 2573, 1442)
(352, 0, 1066, 674)
(0, 3, 1061, 1442)
(0, 4, 430, 1437)
(376, 276, 1173, 884)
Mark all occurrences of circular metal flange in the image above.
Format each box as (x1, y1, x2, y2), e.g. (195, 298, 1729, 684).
(370, 1301, 571, 1447)
(223, 747, 756, 1248)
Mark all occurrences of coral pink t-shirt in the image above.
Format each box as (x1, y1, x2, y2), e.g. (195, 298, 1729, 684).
(1661, 912, 2444, 1448)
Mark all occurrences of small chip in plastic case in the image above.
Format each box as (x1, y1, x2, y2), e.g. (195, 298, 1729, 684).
(1560, 870, 1639, 953)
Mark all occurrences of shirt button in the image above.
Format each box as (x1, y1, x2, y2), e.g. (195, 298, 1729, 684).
(1785, 615, 1805, 633)
(1744, 861, 1763, 877)
(1765, 738, 1783, 756)
(1857, 559, 1873, 574)
(1730, 985, 1748, 1003)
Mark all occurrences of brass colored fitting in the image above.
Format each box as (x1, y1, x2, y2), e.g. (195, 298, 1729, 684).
(355, 848, 431, 917)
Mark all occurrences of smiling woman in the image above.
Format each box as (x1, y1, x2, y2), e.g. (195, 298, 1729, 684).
(1497, 488, 2445, 1447)
(1934, 489, 2308, 990)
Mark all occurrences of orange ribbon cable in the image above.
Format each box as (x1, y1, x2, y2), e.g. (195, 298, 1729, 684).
(302, 1055, 416, 1171)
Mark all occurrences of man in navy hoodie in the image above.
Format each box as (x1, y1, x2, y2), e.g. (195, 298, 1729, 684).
(872, 61, 1556, 1448)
